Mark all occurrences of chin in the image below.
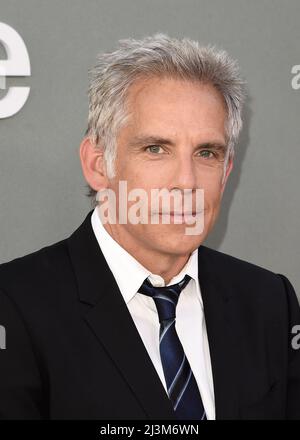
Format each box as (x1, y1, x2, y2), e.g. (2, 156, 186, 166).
(154, 233, 204, 256)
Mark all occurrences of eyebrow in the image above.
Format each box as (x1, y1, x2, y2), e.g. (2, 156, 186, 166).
(128, 135, 227, 150)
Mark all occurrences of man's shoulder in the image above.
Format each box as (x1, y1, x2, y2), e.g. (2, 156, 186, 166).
(198, 244, 289, 297)
(199, 245, 274, 274)
(199, 244, 277, 276)
(0, 238, 70, 295)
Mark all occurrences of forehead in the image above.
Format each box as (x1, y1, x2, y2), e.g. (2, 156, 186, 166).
(126, 75, 226, 109)
(123, 76, 227, 140)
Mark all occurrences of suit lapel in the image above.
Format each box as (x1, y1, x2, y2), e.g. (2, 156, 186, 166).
(198, 246, 240, 419)
(67, 210, 176, 419)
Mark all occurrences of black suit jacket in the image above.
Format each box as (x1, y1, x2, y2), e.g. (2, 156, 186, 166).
(0, 209, 300, 420)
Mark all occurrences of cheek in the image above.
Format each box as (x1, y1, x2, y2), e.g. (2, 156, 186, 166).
(122, 167, 162, 192)
(116, 157, 145, 183)
(203, 183, 223, 209)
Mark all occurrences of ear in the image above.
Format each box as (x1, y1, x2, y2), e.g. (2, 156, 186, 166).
(79, 137, 109, 192)
(220, 155, 234, 197)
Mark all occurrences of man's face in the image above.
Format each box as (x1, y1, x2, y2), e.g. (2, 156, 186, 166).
(102, 76, 232, 257)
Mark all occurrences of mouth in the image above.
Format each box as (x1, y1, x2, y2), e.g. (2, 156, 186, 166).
(159, 211, 202, 215)
(156, 211, 203, 218)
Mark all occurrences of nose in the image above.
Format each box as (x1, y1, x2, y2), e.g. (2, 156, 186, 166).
(169, 155, 197, 193)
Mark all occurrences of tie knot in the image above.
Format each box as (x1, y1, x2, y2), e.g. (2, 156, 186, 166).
(138, 274, 192, 322)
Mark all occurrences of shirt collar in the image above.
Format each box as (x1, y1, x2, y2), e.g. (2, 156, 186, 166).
(91, 206, 200, 305)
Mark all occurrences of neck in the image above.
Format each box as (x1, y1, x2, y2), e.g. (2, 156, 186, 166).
(102, 222, 191, 285)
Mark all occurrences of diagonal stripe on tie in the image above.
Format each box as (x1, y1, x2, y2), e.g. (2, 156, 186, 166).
(159, 318, 175, 344)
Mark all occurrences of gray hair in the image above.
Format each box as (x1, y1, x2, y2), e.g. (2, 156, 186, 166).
(84, 32, 246, 207)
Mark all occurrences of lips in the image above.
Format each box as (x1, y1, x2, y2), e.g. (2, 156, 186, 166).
(159, 211, 201, 215)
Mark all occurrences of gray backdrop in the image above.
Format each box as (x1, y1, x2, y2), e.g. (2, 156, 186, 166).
(1, 0, 299, 299)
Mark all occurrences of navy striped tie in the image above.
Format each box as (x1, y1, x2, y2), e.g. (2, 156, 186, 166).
(138, 274, 206, 420)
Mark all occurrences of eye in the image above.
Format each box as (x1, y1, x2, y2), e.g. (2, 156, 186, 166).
(145, 145, 164, 154)
(198, 149, 215, 159)
(146, 145, 162, 154)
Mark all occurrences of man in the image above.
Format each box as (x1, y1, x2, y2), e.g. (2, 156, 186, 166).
(0, 33, 299, 420)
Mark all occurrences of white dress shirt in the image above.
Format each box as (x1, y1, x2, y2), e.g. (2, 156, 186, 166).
(91, 206, 215, 419)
